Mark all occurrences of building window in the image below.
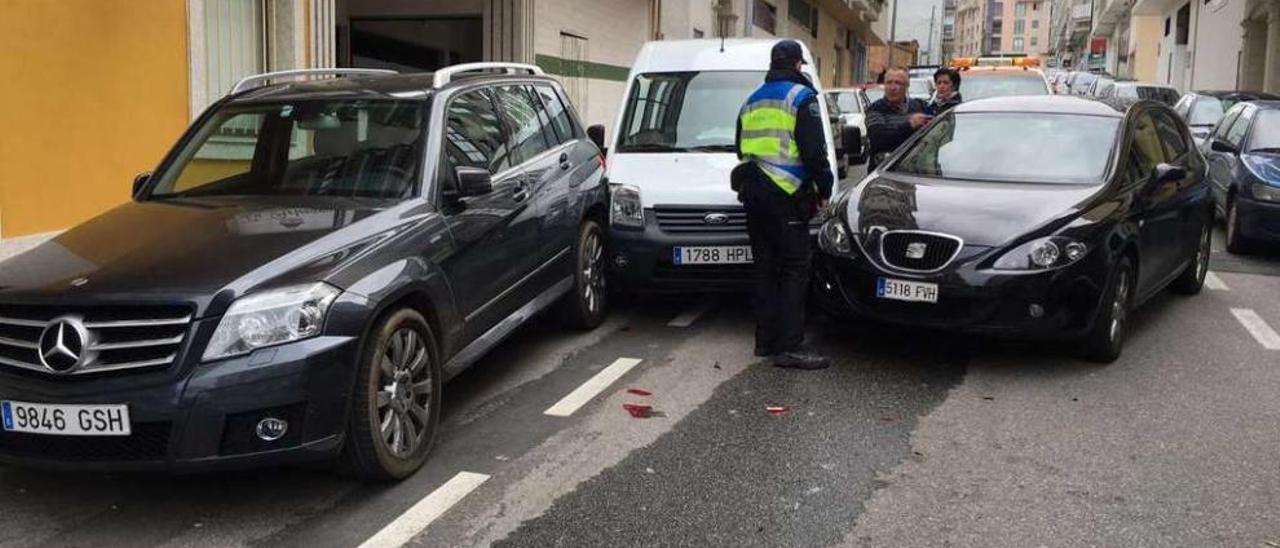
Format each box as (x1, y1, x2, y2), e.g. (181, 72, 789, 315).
(789, 0, 816, 34)
(1015, 19, 1025, 34)
(755, 0, 778, 34)
(198, 0, 267, 112)
(1031, 36, 1038, 46)
(1032, 1, 1038, 11)
(992, 19, 1003, 34)
(1013, 37, 1024, 50)
(1015, 2, 1027, 17)
(1032, 19, 1039, 29)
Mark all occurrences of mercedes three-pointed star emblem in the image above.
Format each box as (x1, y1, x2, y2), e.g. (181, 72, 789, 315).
(38, 318, 90, 373)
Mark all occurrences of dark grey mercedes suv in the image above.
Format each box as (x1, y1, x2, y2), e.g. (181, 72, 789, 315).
(0, 64, 609, 480)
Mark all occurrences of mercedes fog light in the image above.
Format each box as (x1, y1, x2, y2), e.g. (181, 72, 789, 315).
(256, 417, 289, 441)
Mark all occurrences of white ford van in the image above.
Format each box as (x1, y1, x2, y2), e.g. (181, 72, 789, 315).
(603, 39, 850, 292)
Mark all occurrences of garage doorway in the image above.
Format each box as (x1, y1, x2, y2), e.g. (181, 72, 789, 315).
(345, 16, 483, 72)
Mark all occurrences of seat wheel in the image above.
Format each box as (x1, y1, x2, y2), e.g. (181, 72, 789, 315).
(1079, 258, 1133, 364)
(341, 308, 441, 481)
(558, 219, 609, 330)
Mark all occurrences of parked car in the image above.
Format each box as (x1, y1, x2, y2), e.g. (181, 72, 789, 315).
(603, 39, 852, 293)
(814, 96, 1212, 363)
(0, 64, 610, 479)
(1066, 71, 1107, 96)
(1202, 100, 1280, 253)
(828, 88, 871, 167)
(1094, 81, 1181, 106)
(1175, 90, 1280, 144)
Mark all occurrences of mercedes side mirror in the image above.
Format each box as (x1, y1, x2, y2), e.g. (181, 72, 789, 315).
(455, 167, 494, 197)
(1210, 138, 1238, 155)
(1153, 163, 1187, 183)
(132, 172, 152, 198)
(587, 124, 607, 156)
(842, 126, 864, 165)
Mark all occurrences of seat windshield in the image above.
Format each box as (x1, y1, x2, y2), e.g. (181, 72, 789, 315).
(617, 71, 765, 153)
(891, 112, 1119, 184)
(149, 100, 425, 199)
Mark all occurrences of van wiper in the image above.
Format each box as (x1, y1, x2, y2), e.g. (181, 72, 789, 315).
(617, 143, 688, 153)
(686, 144, 738, 153)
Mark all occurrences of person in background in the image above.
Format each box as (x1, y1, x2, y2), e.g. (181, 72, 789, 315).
(733, 40, 834, 370)
(928, 67, 963, 115)
(865, 68, 931, 171)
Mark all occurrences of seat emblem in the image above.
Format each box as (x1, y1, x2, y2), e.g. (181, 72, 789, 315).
(905, 242, 928, 259)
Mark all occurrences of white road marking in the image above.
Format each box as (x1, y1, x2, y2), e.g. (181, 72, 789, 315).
(1230, 308, 1280, 350)
(1204, 271, 1229, 291)
(358, 471, 489, 548)
(544, 358, 644, 417)
(667, 300, 716, 327)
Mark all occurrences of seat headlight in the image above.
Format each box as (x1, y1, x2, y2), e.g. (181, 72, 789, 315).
(819, 217, 854, 256)
(992, 236, 1089, 271)
(203, 282, 341, 361)
(1252, 182, 1280, 203)
(610, 184, 644, 228)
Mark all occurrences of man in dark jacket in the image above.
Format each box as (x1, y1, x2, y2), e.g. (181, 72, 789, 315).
(866, 68, 931, 171)
(733, 40, 834, 370)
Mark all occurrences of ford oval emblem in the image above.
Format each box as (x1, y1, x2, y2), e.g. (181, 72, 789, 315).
(704, 213, 730, 225)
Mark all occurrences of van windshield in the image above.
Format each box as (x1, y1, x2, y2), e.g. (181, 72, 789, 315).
(616, 71, 766, 153)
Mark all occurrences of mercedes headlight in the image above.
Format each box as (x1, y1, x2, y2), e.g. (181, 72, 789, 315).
(992, 236, 1089, 271)
(203, 283, 341, 361)
(610, 184, 644, 228)
(819, 217, 854, 256)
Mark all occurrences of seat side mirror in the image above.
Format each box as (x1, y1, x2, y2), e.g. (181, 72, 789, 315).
(842, 126, 865, 165)
(1210, 138, 1238, 154)
(1153, 163, 1187, 183)
(455, 167, 493, 198)
(132, 172, 152, 198)
(587, 124, 607, 156)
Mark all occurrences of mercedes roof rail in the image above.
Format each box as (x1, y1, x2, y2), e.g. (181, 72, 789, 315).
(230, 68, 399, 95)
(431, 62, 545, 88)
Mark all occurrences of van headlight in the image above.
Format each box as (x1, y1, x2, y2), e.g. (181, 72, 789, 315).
(992, 236, 1089, 270)
(819, 217, 854, 256)
(610, 184, 644, 228)
(203, 283, 341, 361)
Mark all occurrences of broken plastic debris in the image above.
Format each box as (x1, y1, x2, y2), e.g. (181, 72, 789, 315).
(626, 388, 653, 397)
(766, 406, 789, 415)
(623, 403, 652, 418)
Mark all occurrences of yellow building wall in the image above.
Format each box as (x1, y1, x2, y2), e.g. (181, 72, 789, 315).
(1129, 15, 1162, 82)
(0, 0, 190, 238)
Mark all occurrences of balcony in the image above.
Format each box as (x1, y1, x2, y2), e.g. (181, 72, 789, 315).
(1092, 0, 1129, 35)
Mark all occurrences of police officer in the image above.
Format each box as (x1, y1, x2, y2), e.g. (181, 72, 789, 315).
(734, 40, 834, 370)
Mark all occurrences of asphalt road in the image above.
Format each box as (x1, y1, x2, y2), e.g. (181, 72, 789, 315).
(2, 169, 1280, 547)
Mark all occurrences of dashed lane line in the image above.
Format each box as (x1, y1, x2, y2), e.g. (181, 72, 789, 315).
(358, 471, 490, 548)
(1204, 271, 1229, 291)
(667, 300, 717, 327)
(1230, 308, 1280, 350)
(544, 357, 644, 417)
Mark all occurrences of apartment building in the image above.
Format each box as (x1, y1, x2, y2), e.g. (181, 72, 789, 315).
(1090, 0, 1279, 92)
(1047, 0, 1091, 67)
(0, 0, 885, 245)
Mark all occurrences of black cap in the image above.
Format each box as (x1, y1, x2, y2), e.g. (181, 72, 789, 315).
(770, 40, 807, 66)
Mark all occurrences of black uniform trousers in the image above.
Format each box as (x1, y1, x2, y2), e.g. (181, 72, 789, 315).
(740, 176, 812, 355)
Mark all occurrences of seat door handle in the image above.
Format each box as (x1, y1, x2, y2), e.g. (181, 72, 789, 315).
(559, 152, 571, 171)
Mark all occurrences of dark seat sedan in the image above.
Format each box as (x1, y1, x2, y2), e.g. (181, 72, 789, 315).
(1174, 90, 1280, 144)
(1203, 100, 1280, 253)
(814, 96, 1213, 362)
